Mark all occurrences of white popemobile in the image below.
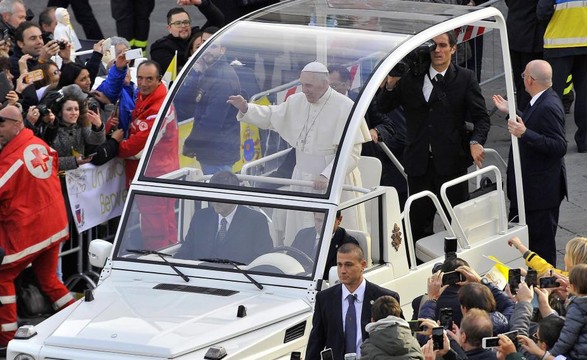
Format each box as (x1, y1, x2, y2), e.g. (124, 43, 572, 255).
(8, 0, 528, 358)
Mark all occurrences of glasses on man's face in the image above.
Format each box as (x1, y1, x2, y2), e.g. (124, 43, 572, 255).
(170, 20, 191, 27)
(521, 72, 535, 80)
(0, 116, 21, 123)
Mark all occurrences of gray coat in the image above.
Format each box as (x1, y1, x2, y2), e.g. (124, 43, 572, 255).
(46, 122, 105, 171)
(361, 316, 424, 360)
(508, 300, 543, 360)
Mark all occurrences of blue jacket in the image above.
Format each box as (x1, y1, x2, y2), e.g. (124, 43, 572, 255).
(183, 56, 241, 165)
(96, 65, 136, 138)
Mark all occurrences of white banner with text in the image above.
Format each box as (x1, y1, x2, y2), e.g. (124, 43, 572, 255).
(65, 159, 127, 233)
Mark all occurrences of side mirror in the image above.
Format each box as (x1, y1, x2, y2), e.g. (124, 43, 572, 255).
(88, 239, 113, 268)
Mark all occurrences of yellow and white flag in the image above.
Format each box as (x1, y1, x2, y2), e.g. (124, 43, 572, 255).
(162, 51, 178, 85)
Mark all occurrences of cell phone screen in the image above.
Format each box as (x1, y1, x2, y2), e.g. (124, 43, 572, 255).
(432, 327, 444, 350)
(439, 308, 453, 329)
(482, 337, 500, 348)
(442, 271, 463, 286)
(525, 269, 538, 287)
(539, 276, 559, 288)
(320, 348, 334, 360)
(408, 320, 423, 332)
(508, 269, 521, 292)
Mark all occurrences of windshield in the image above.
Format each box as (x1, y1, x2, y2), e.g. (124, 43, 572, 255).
(114, 192, 330, 279)
(141, 0, 421, 198)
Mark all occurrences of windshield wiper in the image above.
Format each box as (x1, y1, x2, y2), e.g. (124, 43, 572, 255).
(127, 249, 190, 282)
(198, 258, 263, 290)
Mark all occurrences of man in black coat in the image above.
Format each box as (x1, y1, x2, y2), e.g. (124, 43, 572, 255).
(306, 243, 401, 359)
(174, 171, 273, 264)
(492, 60, 567, 266)
(378, 31, 490, 243)
(292, 210, 359, 278)
(149, 3, 224, 72)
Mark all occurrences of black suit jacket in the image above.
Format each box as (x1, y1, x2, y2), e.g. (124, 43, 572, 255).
(292, 227, 358, 278)
(175, 206, 273, 264)
(378, 64, 490, 177)
(306, 281, 400, 360)
(507, 88, 567, 211)
(505, 0, 546, 53)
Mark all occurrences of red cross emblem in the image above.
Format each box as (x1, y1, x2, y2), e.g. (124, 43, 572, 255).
(31, 147, 50, 172)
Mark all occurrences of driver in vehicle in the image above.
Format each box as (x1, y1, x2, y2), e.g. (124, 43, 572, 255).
(174, 171, 273, 264)
(292, 210, 359, 277)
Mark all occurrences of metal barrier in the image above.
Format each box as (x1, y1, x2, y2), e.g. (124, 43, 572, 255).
(59, 216, 117, 291)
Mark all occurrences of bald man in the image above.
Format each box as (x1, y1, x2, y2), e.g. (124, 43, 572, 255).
(228, 61, 370, 244)
(0, 105, 75, 350)
(492, 59, 567, 265)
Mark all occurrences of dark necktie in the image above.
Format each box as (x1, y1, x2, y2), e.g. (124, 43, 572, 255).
(344, 294, 357, 354)
(434, 73, 444, 84)
(217, 217, 228, 243)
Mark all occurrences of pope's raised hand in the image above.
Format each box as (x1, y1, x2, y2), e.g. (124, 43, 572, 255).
(227, 95, 249, 113)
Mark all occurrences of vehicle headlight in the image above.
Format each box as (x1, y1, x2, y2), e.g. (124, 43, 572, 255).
(14, 354, 35, 360)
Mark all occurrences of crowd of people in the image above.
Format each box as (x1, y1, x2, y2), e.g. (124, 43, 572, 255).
(0, 0, 585, 357)
(306, 236, 587, 360)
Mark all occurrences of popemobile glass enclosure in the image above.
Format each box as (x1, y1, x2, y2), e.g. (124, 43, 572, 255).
(7, 0, 529, 359)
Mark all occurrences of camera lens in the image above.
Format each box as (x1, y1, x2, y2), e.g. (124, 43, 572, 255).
(37, 104, 49, 117)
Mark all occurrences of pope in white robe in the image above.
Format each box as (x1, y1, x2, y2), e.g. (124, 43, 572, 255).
(228, 62, 371, 245)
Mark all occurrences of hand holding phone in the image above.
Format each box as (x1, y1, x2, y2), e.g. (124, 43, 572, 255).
(439, 308, 453, 330)
(83, 152, 97, 160)
(482, 336, 500, 349)
(408, 319, 423, 332)
(539, 276, 560, 288)
(125, 48, 143, 60)
(442, 270, 464, 286)
(525, 269, 538, 287)
(432, 327, 444, 350)
(508, 268, 521, 293)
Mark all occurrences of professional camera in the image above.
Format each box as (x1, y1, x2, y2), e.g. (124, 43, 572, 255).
(389, 40, 437, 77)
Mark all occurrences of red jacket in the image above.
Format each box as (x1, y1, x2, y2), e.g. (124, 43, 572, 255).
(0, 128, 69, 265)
(118, 83, 179, 187)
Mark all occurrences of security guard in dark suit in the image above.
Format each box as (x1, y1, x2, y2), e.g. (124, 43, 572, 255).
(378, 31, 490, 243)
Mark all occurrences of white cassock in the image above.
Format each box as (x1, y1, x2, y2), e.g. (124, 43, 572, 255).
(238, 87, 371, 244)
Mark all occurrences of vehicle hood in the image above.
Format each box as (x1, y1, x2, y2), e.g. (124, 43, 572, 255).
(44, 277, 311, 357)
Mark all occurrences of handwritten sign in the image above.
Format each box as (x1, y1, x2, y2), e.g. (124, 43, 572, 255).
(65, 159, 127, 233)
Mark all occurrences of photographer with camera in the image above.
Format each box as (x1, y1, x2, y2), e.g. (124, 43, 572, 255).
(9, 21, 71, 82)
(377, 31, 490, 244)
(0, 0, 28, 52)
